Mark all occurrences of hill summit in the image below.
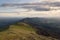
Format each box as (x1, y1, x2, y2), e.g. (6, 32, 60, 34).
(0, 18, 59, 40)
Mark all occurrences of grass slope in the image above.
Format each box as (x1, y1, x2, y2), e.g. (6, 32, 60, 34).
(0, 22, 59, 40)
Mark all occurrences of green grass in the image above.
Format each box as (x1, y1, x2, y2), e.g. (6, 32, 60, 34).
(10, 22, 36, 32)
(11, 25, 35, 31)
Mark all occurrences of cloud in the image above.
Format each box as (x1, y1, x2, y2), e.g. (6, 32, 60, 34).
(1, 0, 60, 11)
(41, 0, 60, 2)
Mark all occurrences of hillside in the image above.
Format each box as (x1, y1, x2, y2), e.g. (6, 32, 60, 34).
(0, 18, 59, 40)
(20, 18, 60, 39)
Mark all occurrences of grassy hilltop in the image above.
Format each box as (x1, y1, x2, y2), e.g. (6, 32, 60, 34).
(0, 21, 59, 40)
(0, 17, 58, 40)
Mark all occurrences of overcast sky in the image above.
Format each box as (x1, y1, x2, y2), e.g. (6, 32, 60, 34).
(0, 0, 60, 12)
(0, 0, 50, 4)
(0, 0, 60, 17)
(0, 0, 60, 4)
(0, 0, 41, 4)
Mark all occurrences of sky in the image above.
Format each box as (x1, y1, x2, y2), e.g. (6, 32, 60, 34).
(0, 0, 60, 4)
(0, 0, 60, 12)
(0, 0, 42, 4)
(0, 0, 43, 12)
(0, 0, 60, 17)
(0, 0, 39, 12)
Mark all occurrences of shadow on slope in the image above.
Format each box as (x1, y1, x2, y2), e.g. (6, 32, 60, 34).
(0, 25, 9, 32)
(20, 17, 60, 39)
